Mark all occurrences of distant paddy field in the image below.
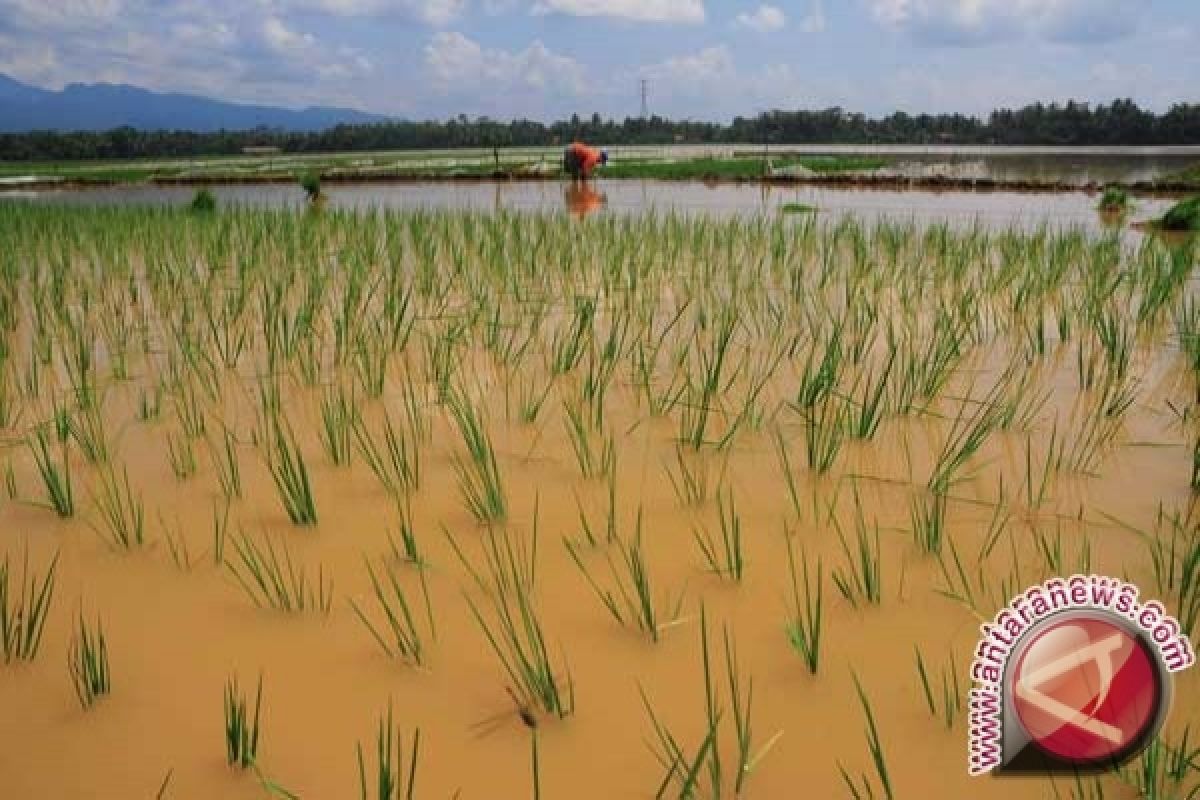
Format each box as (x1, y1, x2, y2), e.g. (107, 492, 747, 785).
(2, 144, 1199, 191)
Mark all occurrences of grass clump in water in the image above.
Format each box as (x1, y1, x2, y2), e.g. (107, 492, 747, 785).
(1159, 195, 1200, 231)
(67, 613, 111, 709)
(189, 189, 216, 214)
(1097, 185, 1130, 212)
(1, 550, 58, 663)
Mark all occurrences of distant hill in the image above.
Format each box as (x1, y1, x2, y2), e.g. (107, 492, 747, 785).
(0, 74, 389, 133)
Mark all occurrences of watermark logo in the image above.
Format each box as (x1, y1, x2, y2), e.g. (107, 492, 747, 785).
(968, 575, 1195, 776)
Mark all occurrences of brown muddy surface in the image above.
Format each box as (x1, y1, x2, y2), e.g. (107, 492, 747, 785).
(0, 205, 1197, 799)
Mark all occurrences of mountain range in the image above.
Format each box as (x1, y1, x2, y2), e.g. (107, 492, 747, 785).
(0, 74, 389, 133)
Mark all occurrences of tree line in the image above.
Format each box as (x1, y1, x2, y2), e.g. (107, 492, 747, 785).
(2, 99, 1198, 161)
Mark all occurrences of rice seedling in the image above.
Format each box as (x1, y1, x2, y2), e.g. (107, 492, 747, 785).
(349, 555, 434, 666)
(211, 497, 232, 566)
(460, 517, 572, 720)
(565, 509, 683, 642)
(927, 388, 1001, 495)
(663, 445, 723, 507)
(166, 430, 197, 480)
(210, 427, 243, 500)
(570, 472, 618, 547)
(795, 328, 843, 410)
(353, 412, 421, 498)
(910, 490, 948, 555)
(386, 501, 425, 567)
(224, 673, 263, 769)
(67, 613, 111, 709)
(90, 464, 147, 550)
(1, 549, 58, 663)
(66, 403, 109, 464)
(838, 673, 894, 800)
(914, 645, 962, 730)
(265, 417, 318, 526)
(28, 428, 74, 517)
(530, 729, 541, 800)
(160, 513, 194, 571)
(1145, 506, 1200, 637)
(640, 686, 720, 800)
(562, 396, 615, 479)
(784, 535, 824, 675)
(844, 349, 895, 439)
(831, 493, 883, 608)
(172, 381, 207, 439)
(691, 488, 745, 581)
(514, 375, 554, 424)
(319, 384, 357, 466)
(137, 385, 162, 421)
(356, 700, 420, 800)
(1120, 726, 1200, 800)
(802, 394, 848, 474)
(226, 529, 332, 614)
(640, 607, 781, 798)
(550, 295, 596, 376)
(446, 388, 506, 524)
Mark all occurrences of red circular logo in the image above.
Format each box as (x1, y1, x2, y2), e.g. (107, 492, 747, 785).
(1011, 616, 1161, 765)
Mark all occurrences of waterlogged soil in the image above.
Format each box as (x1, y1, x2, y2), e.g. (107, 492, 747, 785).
(0, 206, 1197, 799)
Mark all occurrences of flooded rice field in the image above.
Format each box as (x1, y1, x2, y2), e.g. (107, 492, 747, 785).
(0, 178, 1185, 236)
(0, 200, 1197, 799)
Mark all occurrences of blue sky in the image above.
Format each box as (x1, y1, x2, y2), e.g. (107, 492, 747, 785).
(0, 1, 1196, 120)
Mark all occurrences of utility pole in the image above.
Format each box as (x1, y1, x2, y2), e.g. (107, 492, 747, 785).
(640, 79, 649, 119)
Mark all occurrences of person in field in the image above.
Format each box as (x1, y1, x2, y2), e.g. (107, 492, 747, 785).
(563, 141, 608, 180)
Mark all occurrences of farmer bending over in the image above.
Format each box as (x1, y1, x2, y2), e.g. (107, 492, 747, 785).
(563, 141, 608, 180)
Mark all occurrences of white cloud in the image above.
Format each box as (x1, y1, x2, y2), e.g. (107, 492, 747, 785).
(262, 17, 316, 55)
(289, 0, 466, 26)
(799, 0, 826, 33)
(425, 31, 585, 94)
(642, 45, 735, 87)
(868, 0, 1140, 45)
(0, 0, 123, 31)
(736, 5, 785, 33)
(533, 0, 705, 24)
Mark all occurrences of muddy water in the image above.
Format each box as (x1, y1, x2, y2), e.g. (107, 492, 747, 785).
(1, 178, 1184, 235)
(0, 210, 1197, 799)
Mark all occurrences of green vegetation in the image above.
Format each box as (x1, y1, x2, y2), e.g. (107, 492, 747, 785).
(1, 194, 1198, 797)
(299, 170, 322, 202)
(1, 550, 58, 663)
(356, 701, 420, 800)
(4, 97, 1197, 164)
(226, 530, 333, 614)
(1097, 185, 1130, 212)
(1169, 163, 1200, 186)
(839, 673, 894, 800)
(350, 555, 434, 666)
(784, 537, 824, 675)
(1159, 195, 1200, 231)
(781, 202, 817, 213)
(189, 188, 216, 213)
(67, 613, 111, 709)
(224, 673, 263, 769)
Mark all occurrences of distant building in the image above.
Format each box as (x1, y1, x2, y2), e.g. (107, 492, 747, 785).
(242, 146, 281, 155)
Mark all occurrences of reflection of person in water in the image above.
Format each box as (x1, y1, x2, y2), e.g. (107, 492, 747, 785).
(565, 183, 606, 217)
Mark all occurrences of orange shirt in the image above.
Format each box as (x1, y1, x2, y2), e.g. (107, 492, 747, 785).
(567, 142, 603, 176)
